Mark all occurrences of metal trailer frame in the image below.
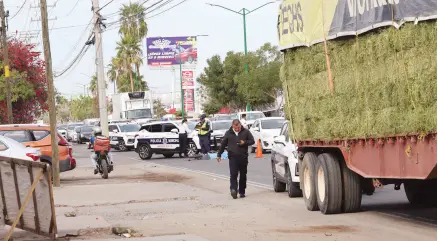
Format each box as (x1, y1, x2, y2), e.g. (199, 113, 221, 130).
(297, 133, 437, 179)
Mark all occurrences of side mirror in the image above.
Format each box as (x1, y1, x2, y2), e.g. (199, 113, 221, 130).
(170, 128, 178, 133)
(253, 127, 260, 132)
(274, 135, 286, 146)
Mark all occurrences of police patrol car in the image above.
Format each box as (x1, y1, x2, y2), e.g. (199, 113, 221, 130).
(134, 121, 200, 160)
(109, 122, 141, 151)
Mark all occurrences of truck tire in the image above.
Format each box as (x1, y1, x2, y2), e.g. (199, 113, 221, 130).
(301, 152, 319, 211)
(286, 164, 302, 198)
(404, 180, 437, 207)
(138, 143, 153, 160)
(340, 159, 362, 213)
(315, 153, 343, 214)
(271, 162, 286, 192)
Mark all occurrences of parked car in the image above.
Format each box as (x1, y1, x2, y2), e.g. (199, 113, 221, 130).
(249, 117, 285, 153)
(67, 123, 84, 141)
(210, 120, 232, 149)
(0, 124, 76, 172)
(76, 125, 94, 144)
(109, 123, 141, 151)
(270, 120, 302, 197)
(237, 111, 266, 128)
(58, 127, 68, 140)
(0, 135, 41, 162)
(135, 121, 200, 157)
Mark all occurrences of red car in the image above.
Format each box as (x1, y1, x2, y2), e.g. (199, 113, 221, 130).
(177, 47, 197, 64)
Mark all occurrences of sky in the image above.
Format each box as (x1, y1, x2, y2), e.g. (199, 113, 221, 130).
(6, 0, 281, 111)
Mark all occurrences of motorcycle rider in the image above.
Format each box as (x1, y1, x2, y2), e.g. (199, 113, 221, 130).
(90, 126, 113, 174)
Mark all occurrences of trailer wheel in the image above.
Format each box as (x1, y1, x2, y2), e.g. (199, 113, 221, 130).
(301, 152, 319, 211)
(404, 180, 437, 207)
(315, 153, 343, 214)
(340, 159, 362, 213)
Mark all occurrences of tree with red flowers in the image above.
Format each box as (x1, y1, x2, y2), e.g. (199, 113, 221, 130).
(0, 39, 49, 123)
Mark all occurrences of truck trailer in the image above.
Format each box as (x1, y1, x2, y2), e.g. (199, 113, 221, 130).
(278, 0, 436, 214)
(112, 92, 154, 123)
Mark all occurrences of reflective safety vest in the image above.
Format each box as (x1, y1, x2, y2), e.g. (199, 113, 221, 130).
(198, 122, 209, 136)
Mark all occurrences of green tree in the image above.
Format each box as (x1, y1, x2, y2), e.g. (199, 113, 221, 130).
(153, 99, 167, 118)
(119, 3, 147, 41)
(197, 43, 282, 110)
(70, 96, 96, 121)
(116, 35, 143, 92)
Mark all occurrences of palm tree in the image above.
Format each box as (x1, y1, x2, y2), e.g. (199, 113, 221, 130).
(89, 75, 97, 96)
(115, 35, 142, 92)
(107, 57, 122, 91)
(119, 3, 147, 41)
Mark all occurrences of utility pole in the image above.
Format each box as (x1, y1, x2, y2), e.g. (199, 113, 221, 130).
(92, 0, 109, 136)
(0, 0, 12, 124)
(39, 0, 60, 187)
(206, 2, 278, 112)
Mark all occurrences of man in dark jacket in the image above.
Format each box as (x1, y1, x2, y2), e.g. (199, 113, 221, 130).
(217, 119, 255, 199)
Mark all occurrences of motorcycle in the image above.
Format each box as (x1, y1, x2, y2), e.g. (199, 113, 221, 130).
(94, 136, 113, 179)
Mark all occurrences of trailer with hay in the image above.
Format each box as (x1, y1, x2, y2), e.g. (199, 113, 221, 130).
(278, 0, 436, 214)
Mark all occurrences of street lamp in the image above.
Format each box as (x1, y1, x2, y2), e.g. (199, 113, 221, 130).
(206, 1, 279, 111)
(178, 34, 208, 118)
(75, 83, 88, 96)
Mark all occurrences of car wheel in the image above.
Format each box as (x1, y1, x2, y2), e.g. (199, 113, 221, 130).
(286, 164, 303, 198)
(272, 161, 286, 192)
(118, 140, 127, 151)
(138, 143, 153, 160)
(187, 141, 198, 156)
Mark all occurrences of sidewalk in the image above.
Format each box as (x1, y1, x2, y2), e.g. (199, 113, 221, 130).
(1, 160, 436, 241)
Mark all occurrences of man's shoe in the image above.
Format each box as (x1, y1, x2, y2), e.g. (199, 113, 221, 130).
(94, 169, 98, 175)
(179, 154, 183, 158)
(230, 189, 237, 199)
(240, 193, 246, 198)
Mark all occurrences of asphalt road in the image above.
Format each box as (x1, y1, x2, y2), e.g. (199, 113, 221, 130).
(71, 143, 437, 226)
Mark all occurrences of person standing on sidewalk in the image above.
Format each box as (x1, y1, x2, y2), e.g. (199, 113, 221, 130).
(217, 119, 255, 199)
(195, 114, 211, 156)
(178, 118, 191, 158)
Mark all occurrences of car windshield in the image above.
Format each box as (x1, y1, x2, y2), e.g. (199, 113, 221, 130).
(187, 121, 197, 130)
(215, 115, 233, 121)
(120, 124, 140, 132)
(213, 122, 231, 130)
(244, 112, 265, 120)
(261, 119, 285, 129)
(126, 109, 153, 119)
(81, 126, 93, 132)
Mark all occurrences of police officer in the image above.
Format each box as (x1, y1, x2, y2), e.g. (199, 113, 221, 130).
(217, 119, 255, 199)
(195, 114, 211, 155)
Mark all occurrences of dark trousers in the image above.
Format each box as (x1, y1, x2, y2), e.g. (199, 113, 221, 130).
(229, 155, 248, 194)
(178, 133, 188, 155)
(199, 135, 210, 154)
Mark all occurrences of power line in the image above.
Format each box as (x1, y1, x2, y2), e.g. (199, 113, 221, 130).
(9, 0, 27, 19)
(146, 0, 188, 19)
(20, 22, 91, 32)
(66, 0, 80, 16)
(97, 0, 116, 12)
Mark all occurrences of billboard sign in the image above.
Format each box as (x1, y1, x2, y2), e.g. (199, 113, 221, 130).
(182, 70, 194, 89)
(146, 36, 198, 68)
(184, 89, 195, 112)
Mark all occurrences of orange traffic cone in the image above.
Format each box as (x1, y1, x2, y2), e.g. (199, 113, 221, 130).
(255, 140, 263, 158)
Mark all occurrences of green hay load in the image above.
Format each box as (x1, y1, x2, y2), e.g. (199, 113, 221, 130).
(281, 22, 437, 141)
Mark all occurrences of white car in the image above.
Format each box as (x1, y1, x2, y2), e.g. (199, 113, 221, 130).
(0, 135, 41, 162)
(250, 117, 285, 153)
(134, 121, 201, 159)
(236, 111, 266, 128)
(58, 128, 68, 140)
(109, 123, 141, 151)
(270, 120, 302, 197)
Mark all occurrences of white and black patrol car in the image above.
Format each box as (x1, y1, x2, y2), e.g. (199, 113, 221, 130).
(134, 121, 200, 159)
(109, 123, 141, 151)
